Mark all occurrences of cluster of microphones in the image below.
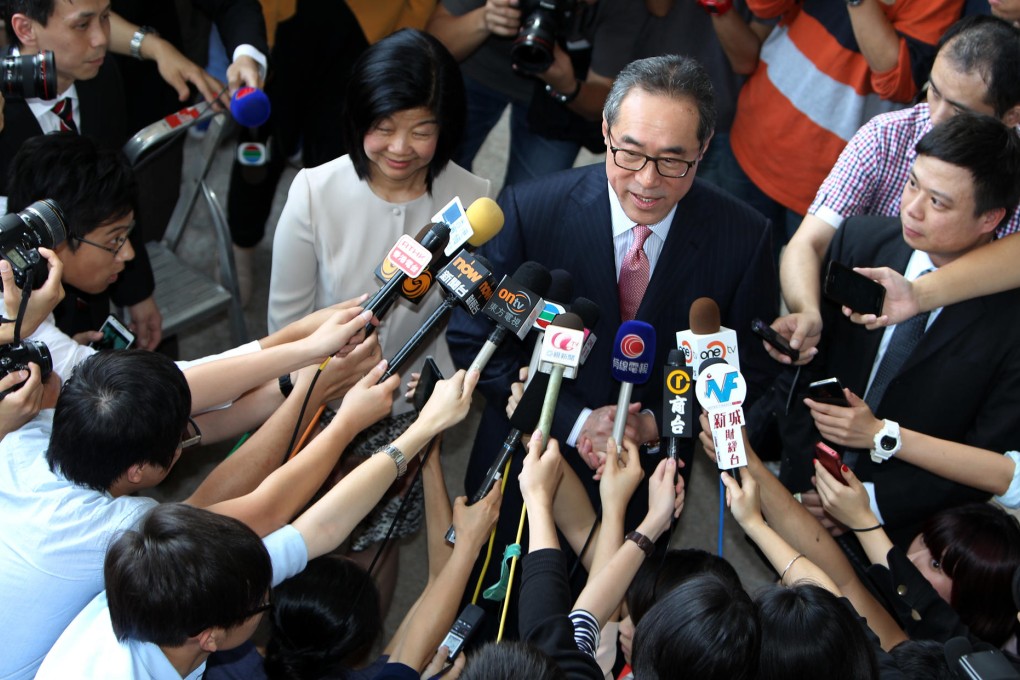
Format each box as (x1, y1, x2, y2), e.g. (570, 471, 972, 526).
(342, 194, 753, 539)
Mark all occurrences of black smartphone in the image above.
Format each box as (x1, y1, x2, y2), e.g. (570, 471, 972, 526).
(808, 377, 851, 407)
(89, 314, 135, 350)
(751, 318, 799, 361)
(413, 356, 444, 413)
(823, 261, 886, 316)
(440, 604, 484, 661)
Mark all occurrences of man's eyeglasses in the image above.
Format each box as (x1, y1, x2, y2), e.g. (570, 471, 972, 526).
(180, 417, 202, 450)
(72, 223, 134, 256)
(607, 128, 698, 179)
(242, 598, 273, 619)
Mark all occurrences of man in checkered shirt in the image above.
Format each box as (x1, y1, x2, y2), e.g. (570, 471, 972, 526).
(769, 15, 1020, 364)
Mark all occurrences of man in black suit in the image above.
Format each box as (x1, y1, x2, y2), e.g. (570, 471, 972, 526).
(448, 55, 778, 524)
(784, 113, 1020, 547)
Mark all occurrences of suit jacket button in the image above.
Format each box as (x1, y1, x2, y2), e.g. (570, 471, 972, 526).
(896, 585, 908, 596)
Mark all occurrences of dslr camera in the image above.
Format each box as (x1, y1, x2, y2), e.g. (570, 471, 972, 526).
(511, 0, 579, 75)
(0, 199, 67, 290)
(0, 50, 57, 100)
(0, 340, 52, 389)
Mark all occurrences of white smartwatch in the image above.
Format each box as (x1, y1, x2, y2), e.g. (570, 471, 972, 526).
(871, 419, 901, 463)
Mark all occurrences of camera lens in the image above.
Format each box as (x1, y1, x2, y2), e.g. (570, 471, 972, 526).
(0, 51, 57, 100)
(511, 12, 557, 75)
(19, 199, 68, 249)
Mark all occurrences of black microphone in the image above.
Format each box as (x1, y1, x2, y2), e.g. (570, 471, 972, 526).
(944, 636, 1020, 679)
(445, 370, 550, 543)
(469, 262, 552, 373)
(379, 252, 495, 382)
(363, 221, 451, 331)
(572, 297, 601, 368)
(661, 348, 693, 460)
(524, 271, 574, 384)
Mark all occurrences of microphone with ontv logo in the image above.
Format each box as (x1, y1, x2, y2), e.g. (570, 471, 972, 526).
(675, 297, 739, 379)
(610, 320, 657, 446)
(470, 262, 551, 373)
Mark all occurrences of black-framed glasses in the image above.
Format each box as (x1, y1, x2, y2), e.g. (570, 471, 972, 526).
(180, 416, 202, 450)
(607, 127, 698, 179)
(186, 593, 272, 637)
(242, 598, 273, 619)
(73, 222, 134, 256)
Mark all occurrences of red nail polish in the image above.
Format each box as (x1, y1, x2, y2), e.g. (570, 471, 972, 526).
(841, 464, 849, 473)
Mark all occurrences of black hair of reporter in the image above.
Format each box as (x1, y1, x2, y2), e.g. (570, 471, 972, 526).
(632, 572, 758, 680)
(756, 583, 878, 680)
(204, 554, 384, 680)
(460, 641, 565, 680)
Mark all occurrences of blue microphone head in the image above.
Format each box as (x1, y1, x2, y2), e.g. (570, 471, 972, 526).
(231, 87, 271, 127)
(611, 320, 656, 384)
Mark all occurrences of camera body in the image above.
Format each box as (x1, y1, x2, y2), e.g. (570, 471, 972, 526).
(0, 199, 67, 290)
(511, 0, 579, 75)
(0, 51, 57, 100)
(0, 340, 52, 386)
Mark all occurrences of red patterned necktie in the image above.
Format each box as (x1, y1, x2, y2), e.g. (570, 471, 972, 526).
(51, 97, 77, 133)
(618, 224, 651, 321)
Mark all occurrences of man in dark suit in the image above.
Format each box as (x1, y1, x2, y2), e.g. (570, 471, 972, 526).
(784, 113, 1020, 547)
(448, 55, 778, 526)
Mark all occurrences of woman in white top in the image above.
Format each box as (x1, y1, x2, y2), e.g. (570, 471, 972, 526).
(267, 28, 491, 613)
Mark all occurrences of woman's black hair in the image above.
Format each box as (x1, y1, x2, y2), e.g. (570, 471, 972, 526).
(342, 28, 466, 193)
(264, 555, 382, 680)
(625, 548, 743, 626)
(632, 572, 759, 680)
(920, 502, 1020, 646)
(756, 583, 878, 680)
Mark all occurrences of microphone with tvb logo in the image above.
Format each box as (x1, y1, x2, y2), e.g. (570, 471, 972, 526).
(379, 252, 496, 382)
(610, 320, 656, 446)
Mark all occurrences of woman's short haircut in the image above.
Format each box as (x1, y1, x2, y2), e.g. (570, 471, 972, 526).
(626, 548, 743, 627)
(632, 572, 759, 680)
(342, 29, 466, 193)
(263, 555, 382, 679)
(7, 132, 137, 249)
(105, 503, 272, 647)
(756, 584, 878, 680)
(921, 502, 1020, 646)
(46, 351, 191, 492)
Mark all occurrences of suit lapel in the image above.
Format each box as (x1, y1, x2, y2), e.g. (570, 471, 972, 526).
(569, 169, 621, 323)
(901, 291, 985, 374)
